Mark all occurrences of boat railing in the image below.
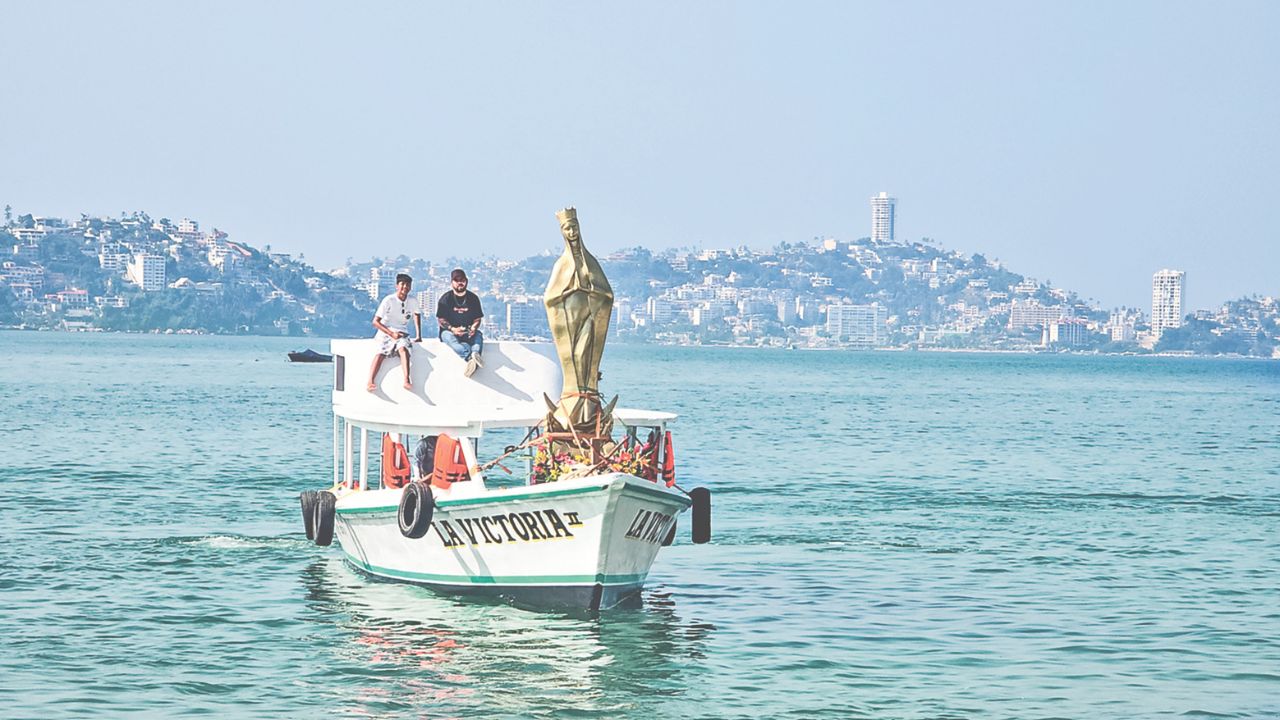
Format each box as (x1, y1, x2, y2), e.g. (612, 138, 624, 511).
(330, 417, 670, 495)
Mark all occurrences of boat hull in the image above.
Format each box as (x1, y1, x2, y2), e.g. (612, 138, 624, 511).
(345, 567, 646, 609)
(288, 350, 332, 363)
(333, 474, 690, 610)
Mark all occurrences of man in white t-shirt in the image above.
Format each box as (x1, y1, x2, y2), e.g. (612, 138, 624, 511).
(367, 273, 423, 391)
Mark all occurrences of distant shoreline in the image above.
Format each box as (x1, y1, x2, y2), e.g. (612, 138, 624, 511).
(3, 326, 1273, 361)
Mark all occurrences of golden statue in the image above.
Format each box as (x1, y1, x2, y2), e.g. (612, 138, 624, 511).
(544, 207, 614, 433)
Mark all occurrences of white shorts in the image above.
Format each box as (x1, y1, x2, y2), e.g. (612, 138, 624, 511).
(378, 334, 413, 356)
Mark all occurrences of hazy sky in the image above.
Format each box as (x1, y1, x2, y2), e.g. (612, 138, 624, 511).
(2, 1, 1276, 309)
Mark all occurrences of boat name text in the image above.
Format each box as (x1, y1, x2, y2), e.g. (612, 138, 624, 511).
(432, 508, 582, 548)
(624, 509, 674, 545)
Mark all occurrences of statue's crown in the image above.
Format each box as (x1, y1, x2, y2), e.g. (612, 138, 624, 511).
(555, 207, 578, 224)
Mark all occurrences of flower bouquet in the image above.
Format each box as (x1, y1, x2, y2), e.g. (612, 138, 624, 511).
(530, 441, 653, 483)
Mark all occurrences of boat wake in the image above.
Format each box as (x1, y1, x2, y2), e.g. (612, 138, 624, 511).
(174, 534, 307, 550)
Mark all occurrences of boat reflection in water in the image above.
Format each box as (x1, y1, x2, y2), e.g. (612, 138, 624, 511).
(300, 557, 715, 716)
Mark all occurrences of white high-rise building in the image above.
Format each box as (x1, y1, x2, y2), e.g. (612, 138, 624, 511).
(1151, 269, 1185, 338)
(777, 299, 797, 324)
(870, 192, 896, 243)
(419, 275, 452, 311)
(826, 303, 888, 346)
(647, 297, 675, 324)
(126, 253, 166, 292)
(415, 289, 432, 311)
(506, 297, 548, 338)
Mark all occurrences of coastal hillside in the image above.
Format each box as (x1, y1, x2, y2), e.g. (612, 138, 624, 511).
(1, 212, 372, 336)
(2, 209, 1276, 356)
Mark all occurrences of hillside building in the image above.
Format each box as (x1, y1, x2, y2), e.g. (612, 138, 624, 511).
(870, 192, 896, 243)
(506, 297, 548, 338)
(826, 303, 888, 346)
(1151, 269, 1185, 338)
(126, 253, 166, 291)
(1105, 308, 1142, 343)
(1008, 298, 1069, 329)
(1045, 318, 1090, 346)
(368, 267, 393, 301)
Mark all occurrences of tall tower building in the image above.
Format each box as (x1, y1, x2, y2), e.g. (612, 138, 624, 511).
(870, 192, 896, 243)
(1151, 269, 1185, 338)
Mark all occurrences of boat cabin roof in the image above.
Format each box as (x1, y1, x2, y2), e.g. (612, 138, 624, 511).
(331, 338, 675, 437)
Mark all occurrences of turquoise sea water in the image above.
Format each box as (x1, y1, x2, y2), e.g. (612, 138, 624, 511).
(1, 330, 1278, 719)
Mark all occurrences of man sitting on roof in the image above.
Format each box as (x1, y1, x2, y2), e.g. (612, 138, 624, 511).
(437, 267, 485, 377)
(367, 273, 422, 391)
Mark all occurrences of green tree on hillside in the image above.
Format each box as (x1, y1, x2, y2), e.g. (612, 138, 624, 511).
(0, 288, 18, 324)
(39, 233, 107, 294)
(1155, 320, 1258, 355)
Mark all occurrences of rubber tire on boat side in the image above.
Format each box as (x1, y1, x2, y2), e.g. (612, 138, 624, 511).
(398, 481, 434, 539)
(690, 487, 712, 544)
(300, 490, 318, 541)
(313, 491, 336, 547)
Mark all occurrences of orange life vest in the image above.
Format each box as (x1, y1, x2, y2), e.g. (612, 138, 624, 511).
(431, 435, 470, 490)
(381, 434, 411, 489)
(661, 430, 676, 487)
(640, 431, 659, 482)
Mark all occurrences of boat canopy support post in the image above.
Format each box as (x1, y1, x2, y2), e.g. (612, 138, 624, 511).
(359, 427, 369, 491)
(344, 420, 354, 488)
(332, 415, 340, 488)
(458, 433, 485, 485)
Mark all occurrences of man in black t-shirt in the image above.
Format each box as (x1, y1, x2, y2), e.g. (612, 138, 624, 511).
(436, 268, 485, 377)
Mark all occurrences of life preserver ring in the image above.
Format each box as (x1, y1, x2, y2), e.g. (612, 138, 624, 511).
(382, 434, 411, 489)
(661, 430, 676, 487)
(431, 435, 470, 489)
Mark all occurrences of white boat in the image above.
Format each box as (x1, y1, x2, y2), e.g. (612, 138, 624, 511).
(301, 338, 708, 610)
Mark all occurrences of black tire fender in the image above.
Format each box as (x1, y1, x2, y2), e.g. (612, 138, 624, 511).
(690, 487, 711, 544)
(313, 491, 336, 547)
(398, 481, 434, 539)
(300, 490, 318, 541)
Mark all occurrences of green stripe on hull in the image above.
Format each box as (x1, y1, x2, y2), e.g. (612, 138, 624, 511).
(337, 507, 397, 516)
(346, 556, 646, 586)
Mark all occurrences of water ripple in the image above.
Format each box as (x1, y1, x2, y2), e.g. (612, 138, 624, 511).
(2, 337, 1279, 718)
